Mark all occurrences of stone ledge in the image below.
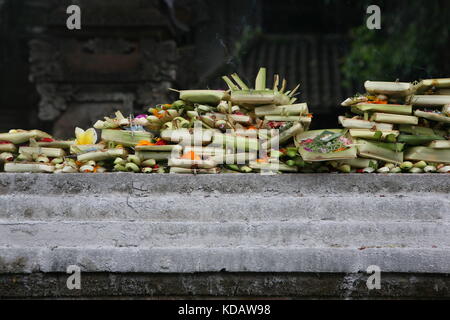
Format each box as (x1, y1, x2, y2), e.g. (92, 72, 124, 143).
(0, 173, 449, 195)
(1, 247, 450, 274)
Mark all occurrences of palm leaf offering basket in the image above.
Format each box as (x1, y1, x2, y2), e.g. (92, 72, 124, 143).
(0, 70, 449, 174)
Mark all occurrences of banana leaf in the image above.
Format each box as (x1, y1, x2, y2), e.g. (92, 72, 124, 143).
(135, 145, 182, 152)
(371, 113, 418, 125)
(405, 147, 450, 164)
(409, 95, 450, 106)
(349, 129, 399, 141)
(338, 158, 378, 169)
(4, 162, 55, 173)
(397, 134, 446, 146)
(414, 78, 450, 93)
(0, 143, 16, 153)
(254, 103, 309, 116)
(364, 81, 413, 96)
(428, 140, 450, 149)
(398, 125, 437, 136)
(338, 116, 394, 131)
(19, 147, 66, 158)
(414, 110, 450, 124)
(352, 104, 412, 115)
(356, 139, 404, 164)
(101, 129, 153, 147)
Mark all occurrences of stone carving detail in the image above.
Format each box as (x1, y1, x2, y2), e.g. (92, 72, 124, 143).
(35, 83, 73, 121)
(27, 0, 210, 130)
(29, 39, 63, 83)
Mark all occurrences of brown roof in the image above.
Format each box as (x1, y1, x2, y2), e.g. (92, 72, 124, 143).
(238, 34, 357, 114)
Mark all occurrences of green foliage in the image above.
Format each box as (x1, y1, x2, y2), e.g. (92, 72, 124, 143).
(342, 0, 450, 86)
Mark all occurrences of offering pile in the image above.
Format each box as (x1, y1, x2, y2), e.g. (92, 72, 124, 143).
(294, 79, 450, 173)
(0, 70, 449, 174)
(0, 68, 313, 174)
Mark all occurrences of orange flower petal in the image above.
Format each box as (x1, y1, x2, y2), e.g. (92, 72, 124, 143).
(181, 151, 201, 161)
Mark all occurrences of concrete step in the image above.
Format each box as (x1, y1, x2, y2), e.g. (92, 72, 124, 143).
(0, 173, 449, 276)
(1, 173, 449, 196)
(0, 194, 447, 222)
(1, 246, 449, 274)
(1, 221, 448, 248)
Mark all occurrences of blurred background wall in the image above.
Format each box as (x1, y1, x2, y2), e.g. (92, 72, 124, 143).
(0, 0, 449, 137)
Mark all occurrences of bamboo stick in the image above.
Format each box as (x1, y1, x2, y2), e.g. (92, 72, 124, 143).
(170, 167, 219, 174)
(409, 95, 450, 106)
(371, 113, 419, 125)
(349, 129, 400, 141)
(136, 151, 174, 161)
(70, 144, 105, 155)
(261, 123, 304, 150)
(183, 146, 225, 156)
(211, 134, 259, 152)
(255, 67, 267, 91)
(19, 147, 66, 158)
(168, 158, 217, 169)
(443, 104, 450, 116)
(264, 116, 312, 124)
(338, 116, 394, 131)
(231, 73, 249, 90)
(4, 162, 55, 173)
(160, 129, 214, 145)
(254, 103, 309, 117)
(176, 90, 229, 105)
(414, 78, 450, 93)
(364, 81, 413, 96)
(288, 84, 300, 98)
(0, 152, 14, 163)
(134, 145, 182, 152)
(352, 104, 412, 115)
(414, 110, 450, 124)
(341, 96, 368, 107)
(0, 132, 35, 144)
(230, 90, 291, 106)
(0, 143, 16, 153)
(211, 153, 257, 165)
(226, 114, 251, 124)
(77, 148, 128, 162)
(101, 129, 153, 147)
(222, 76, 239, 91)
(35, 140, 75, 149)
(248, 161, 298, 172)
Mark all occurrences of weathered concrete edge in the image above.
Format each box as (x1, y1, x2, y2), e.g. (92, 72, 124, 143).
(1, 247, 449, 274)
(1, 193, 449, 222)
(0, 173, 449, 195)
(2, 272, 450, 299)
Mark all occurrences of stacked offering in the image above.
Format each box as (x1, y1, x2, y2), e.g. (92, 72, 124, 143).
(0, 68, 312, 174)
(0, 130, 77, 173)
(304, 79, 450, 173)
(1, 72, 449, 174)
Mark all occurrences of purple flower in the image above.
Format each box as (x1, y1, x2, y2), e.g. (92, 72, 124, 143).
(135, 114, 148, 119)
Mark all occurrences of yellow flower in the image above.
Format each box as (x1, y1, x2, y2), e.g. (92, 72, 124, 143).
(75, 127, 97, 145)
